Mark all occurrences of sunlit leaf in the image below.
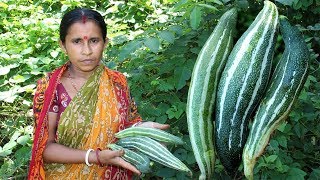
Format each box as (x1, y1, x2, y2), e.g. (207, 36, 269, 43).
(50, 51, 59, 58)
(9, 75, 26, 83)
(0, 64, 19, 76)
(21, 47, 33, 55)
(18, 84, 36, 93)
(0, 88, 19, 103)
(0, 67, 10, 76)
(10, 131, 22, 142)
(3, 141, 17, 151)
(61, 4, 69, 12)
(17, 135, 30, 145)
(0, 2, 8, 9)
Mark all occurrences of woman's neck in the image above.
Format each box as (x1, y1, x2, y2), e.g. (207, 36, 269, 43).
(68, 64, 98, 80)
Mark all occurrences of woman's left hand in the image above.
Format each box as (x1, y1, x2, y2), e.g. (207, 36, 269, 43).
(137, 121, 170, 130)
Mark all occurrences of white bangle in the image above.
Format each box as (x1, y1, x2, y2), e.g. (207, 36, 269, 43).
(85, 149, 94, 166)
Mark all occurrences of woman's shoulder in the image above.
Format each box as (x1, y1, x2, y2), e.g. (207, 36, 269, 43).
(104, 67, 128, 89)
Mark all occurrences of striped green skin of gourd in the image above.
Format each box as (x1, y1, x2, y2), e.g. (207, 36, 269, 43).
(243, 16, 309, 180)
(215, 1, 278, 175)
(116, 136, 192, 175)
(115, 127, 184, 145)
(186, 8, 237, 179)
(107, 143, 151, 173)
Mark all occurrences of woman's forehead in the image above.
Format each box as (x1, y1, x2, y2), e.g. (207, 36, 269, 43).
(66, 20, 102, 37)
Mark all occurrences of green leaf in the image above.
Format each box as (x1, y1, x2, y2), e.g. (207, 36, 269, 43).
(156, 115, 167, 124)
(173, 148, 188, 161)
(159, 30, 175, 43)
(275, 0, 294, 6)
(0, 64, 19, 76)
(3, 141, 17, 150)
(17, 135, 30, 145)
(144, 37, 160, 53)
(168, 25, 183, 36)
(0, 141, 17, 156)
(288, 167, 307, 179)
(265, 154, 278, 163)
(0, 87, 19, 103)
(309, 168, 320, 180)
(197, 4, 219, 11)
(18, 84, 36, 93)
(0, 2, 8, 9)
(21, 47, 33, 55)
(155, 167, 176, 178)
(277, 121, 287, 132)
(61, 4, 69, 12)
(50, 51, 59, 58)
(119, 40, 143, 61)
(190, 6, 202, 30)
(0, 158, 15, 177)
(186, 151, 196, 164)
(14, 146, 31, 166)
(0, 149, 12, 157)
(0, 67, 10, 76)
(206, 0, 224, 5)
(174, 66, 191, 90)
(276, 135, 287, 148)
(158, 80, 175, 92)
(9, 75, 26, 83)
(10, 131, 22, 142)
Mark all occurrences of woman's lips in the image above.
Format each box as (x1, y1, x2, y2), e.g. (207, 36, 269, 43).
(81, 59, 95, 64)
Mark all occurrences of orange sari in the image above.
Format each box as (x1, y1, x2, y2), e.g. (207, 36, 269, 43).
(28, 63, 141, 179)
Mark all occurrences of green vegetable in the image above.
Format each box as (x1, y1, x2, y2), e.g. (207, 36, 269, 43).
(116, 136, 192, 175)
(243, 15, 310, 180)
(215, 1, 278, 176)
(186, 7, 237, 179)
(115, 126, 184, 145)
(107, 143, 151, 173)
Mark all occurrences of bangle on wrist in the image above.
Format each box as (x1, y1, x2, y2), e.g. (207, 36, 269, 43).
(85, 149, 94, 166)
(96, 148, 103, 167)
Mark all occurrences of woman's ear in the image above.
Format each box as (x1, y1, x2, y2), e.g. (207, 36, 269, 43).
(59, 40, 67, 54)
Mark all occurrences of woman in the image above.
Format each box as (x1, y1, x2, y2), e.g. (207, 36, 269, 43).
(28, 8, 169, 179)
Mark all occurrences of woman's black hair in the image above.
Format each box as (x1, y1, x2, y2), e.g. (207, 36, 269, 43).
(60, 8, 107, 43)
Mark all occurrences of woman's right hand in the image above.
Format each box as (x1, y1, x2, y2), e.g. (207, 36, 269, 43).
(94, 149, 141, 175)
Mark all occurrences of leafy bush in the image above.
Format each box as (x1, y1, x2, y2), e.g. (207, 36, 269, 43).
(0, 0, 319, 179)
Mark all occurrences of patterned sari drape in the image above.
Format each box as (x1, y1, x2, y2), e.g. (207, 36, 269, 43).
(28, 63, 141, 180)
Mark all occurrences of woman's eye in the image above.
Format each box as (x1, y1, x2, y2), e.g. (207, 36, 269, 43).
(90, 39, 99, 43)
(73, 39, 81, 44)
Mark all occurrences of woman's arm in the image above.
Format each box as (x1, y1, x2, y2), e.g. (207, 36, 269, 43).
(136, 121, 170, 130)
(43, 112, 140, 175)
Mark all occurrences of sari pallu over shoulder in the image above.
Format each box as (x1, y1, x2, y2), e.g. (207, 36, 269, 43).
(28, 63, 142, 180)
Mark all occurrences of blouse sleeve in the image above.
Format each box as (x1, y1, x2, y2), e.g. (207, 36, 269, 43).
(48, 90, 59, 113)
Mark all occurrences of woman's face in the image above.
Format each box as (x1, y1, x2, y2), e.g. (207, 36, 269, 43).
(60, 20, 107, 72)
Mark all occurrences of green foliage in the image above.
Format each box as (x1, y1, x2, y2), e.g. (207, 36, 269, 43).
(0, 0, 319, 179)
